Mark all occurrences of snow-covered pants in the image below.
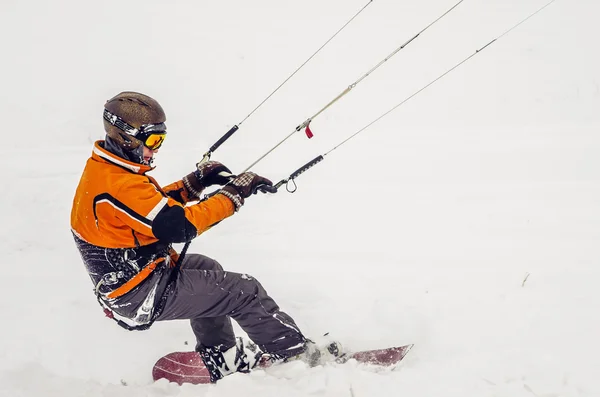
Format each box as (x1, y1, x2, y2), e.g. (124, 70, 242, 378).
(156, 254, 306, 356)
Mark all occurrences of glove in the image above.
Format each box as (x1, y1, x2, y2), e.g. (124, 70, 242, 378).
(218, 172, 274, 211)
(182, 161, 233, 199)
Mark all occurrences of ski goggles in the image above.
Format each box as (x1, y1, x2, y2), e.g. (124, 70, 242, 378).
(103, 109, 167, 150)
(137, 131, 166, 150)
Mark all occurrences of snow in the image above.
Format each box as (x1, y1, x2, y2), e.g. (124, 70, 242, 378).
(1, 0, 599, 396)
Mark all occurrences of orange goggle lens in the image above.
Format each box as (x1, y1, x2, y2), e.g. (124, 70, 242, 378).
(143, 133, 166, 150)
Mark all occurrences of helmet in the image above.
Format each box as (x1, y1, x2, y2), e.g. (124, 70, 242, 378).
(103, 91, 167, 151)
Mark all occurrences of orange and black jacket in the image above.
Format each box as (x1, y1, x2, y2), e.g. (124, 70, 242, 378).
(71, 141, 235, 323)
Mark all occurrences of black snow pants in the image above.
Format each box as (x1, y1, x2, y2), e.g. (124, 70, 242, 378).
(155, 254, 306, 356)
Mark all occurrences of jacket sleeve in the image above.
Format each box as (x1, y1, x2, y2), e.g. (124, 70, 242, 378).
(162, 180, 195, 204)
(162, 171, 205, 205)
(115, 178, 235, 243)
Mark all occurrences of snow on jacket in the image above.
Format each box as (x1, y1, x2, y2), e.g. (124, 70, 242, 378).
(70, 140, 235, 325)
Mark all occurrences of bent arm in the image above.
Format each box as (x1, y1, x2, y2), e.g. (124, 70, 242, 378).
(115, 179, 235, 244)
(152, 194, 234, 243)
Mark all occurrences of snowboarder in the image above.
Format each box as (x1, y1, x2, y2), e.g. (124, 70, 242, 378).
(70, 91, 330, 382)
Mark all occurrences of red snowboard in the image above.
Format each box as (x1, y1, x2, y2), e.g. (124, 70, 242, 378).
(152, 344, 413, 385)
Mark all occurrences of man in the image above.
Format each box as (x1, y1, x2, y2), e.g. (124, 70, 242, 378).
(71, 91, 330, 383)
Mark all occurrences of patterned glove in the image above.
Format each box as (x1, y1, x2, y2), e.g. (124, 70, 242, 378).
(182, 161, 233, 199)
(218, 172, 274, 211)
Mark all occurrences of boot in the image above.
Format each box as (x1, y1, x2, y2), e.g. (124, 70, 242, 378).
(262, 334, 344, 367)
(197, 337, 263, 383)
(296, 334, 344, 366)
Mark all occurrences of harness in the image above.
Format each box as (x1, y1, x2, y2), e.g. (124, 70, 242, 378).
(72, 233, 181, 331)
(97, 242, 190, 331)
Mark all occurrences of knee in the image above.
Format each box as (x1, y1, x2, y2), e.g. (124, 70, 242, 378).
(183, 254, 224, 272)
(208, 258, 224, 272)
(238, 274, 271, 303)
(233, 274, 279, 314)
(239, 273, 262, 291)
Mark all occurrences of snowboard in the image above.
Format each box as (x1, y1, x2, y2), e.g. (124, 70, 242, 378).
(152, 344, 413, 385)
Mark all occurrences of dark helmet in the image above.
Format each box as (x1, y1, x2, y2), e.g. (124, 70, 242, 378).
(103, 91, 167, 151)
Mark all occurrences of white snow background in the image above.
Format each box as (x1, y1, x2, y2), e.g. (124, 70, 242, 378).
(1, 0, 599, 396)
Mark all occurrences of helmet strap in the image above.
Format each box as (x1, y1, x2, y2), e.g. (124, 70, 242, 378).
(103, 109, 166, 136)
